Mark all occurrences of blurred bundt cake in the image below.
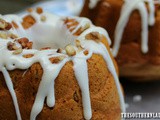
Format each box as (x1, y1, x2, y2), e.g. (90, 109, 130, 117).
(81, 0, 160, 81)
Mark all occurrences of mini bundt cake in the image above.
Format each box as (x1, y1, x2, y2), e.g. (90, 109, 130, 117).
(0, 8, 125, 120)
(81, 0, 160, 81)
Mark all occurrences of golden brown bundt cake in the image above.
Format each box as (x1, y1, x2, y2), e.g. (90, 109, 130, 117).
(81, 0, 160, 81)
(0, 8, 125, 120)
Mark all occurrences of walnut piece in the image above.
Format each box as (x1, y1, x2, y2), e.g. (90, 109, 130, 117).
(40, 47, 51, 50)
(74, 23, 90, 36)
(13, 48, 23, 55)
(7, 42, 16, 50)
(41, 16, 46, 22)
(49, 56, 65, 64)
(85, 32, 102, 42)
(27, 8, 33, 13)
(83, 50, 89, 55)
(17, 37, 33, 49)
(23, 54, 34, 58)
(0, 18, 12, 30)
(57, 48, 63, 53)
(0, 32, 7, 39)
(65, 44, 76, 56)
(36, 7, 43, 14)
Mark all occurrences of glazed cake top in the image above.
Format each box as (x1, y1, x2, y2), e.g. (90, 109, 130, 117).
(0, 8, 125, 120)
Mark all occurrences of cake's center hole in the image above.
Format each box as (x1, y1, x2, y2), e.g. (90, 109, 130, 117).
(24, 21, 76, 50)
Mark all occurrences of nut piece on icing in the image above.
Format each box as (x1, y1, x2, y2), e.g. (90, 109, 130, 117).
(7, 42, 16, 50)
(65, 44, 76, 56)
(85, 32, 102, 42)
(27, 8, 33, 13)
(0, 32, 7, 39)
(36, 7, 43, 14)
(75, 40, 81, 47)
(12, 21, 19, 29)
(23, 54, 34, 58)
(7, 41, 23, 54)
(17, 37, 33, 49)
(9, 33, 18, 39)
(57, 48, 63, 53)
(13, 48, 23, 55)
(75, 40, 84, 52)
(83, 23, 90, 31)
(83, 50, 89, 56)
(49, 56, 65, 64)
(41, 16, 46, 22)
(0, 18, 12, 30)
(40, 47, 51, 50)
(74, 23, 90, 36)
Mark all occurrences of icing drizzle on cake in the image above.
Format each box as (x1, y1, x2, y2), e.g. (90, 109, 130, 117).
(0, 8, 125, 120)
(112, 0, 158, 57)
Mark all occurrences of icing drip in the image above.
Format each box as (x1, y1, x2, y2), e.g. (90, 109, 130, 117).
(112, 0, 156, 57)
(30, 57, 69, 120)
(0, 9, 125, 120)
(76, 28, 126, 116)
(89, 0, 100, 9)
(1, 67, 22, 120)
(73, 52, 92, 120)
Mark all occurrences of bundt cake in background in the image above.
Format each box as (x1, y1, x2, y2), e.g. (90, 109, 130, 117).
(0, 8, 125, 120)
(81, 0, 160, 81)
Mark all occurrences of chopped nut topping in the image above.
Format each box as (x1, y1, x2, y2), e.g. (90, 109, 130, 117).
(40, 47, 51, 50)
(57, 48, 63, 53)
(7, 41, 22, 55)
(36, 7, 43, 14)
(0, 32, 7, 39)
(17, 37, 33, 49)
(26, 42, 33, 49)
(12, 21, 18, 29)
(41, 16, 46, 22)
(0, 19, 6, 29)
(17, 37, 28, 45)
(9, 33, 18, 39)
(7, 42, 16, 50)
(63, 18, 79, 32)
(83, 50, 89, 56)
(77, 46, 83, 53)
(27, 8, 33, 13)
(65, 44, 76, 56)
(5, 23, 12, 30)
(12, 45, 19, 50)
(0, 18, 12, 30)
(83, 23, 90, 30)
(23, 54, 34, 58)
(13, 48, 23, 55)
(22, 15, 36, 29)
(63, 18, 75, 24)
(0, 32, 17, 39)
(59, 56, 65, 61)
(75, 40, 81, 47)
(75, 40, 83, 52)
(49, 56, 65, 64)
(74, 23, 90, 36)
(85, 32, 102, 42)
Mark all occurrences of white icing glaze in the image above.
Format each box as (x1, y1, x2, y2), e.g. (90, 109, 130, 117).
(112, 0, 156, 57)
(89, 0, 100, 9)
(73, 52, 92, 120)
(1, 67, 22, 120)
(0, 9, 125, 120)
